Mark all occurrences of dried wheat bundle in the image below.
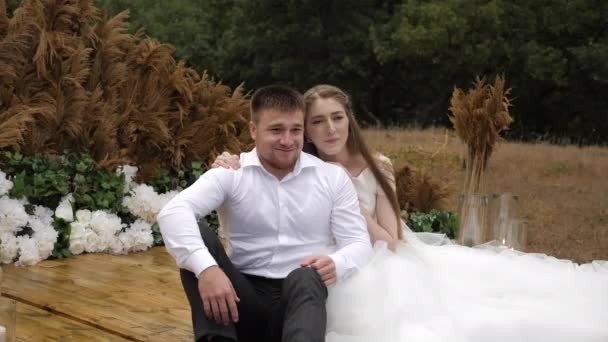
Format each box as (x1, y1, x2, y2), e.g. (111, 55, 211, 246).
(448, 75, 513, 245)
(0, 0, 251, 181)
(449, 75, 513, 194)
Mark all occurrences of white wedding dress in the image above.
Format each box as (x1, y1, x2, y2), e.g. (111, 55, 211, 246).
(325, 167, 608, 342)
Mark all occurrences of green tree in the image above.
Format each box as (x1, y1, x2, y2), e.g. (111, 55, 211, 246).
(89, 0, 608, 143)
(372, 0, 608, 142)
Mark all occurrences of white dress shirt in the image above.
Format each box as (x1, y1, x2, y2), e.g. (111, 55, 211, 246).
(157, 148, 372, 281)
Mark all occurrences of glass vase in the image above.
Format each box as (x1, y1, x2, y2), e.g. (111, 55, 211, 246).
(458, 194, 489, 247)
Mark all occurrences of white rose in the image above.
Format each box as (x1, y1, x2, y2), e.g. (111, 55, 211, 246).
(33, 229, 58, 260)
(130, 231, 153, 252)
(33, 206, 54, 224)
(129, 219, 152, 233)
(97, 229, 119, 252)
(16, 236, 42, 266)
(70, 222, 86, 240)
(108, 235, 126, 255)
(0, 196, 29, 234)
(69, 222, 87, 255)
(84, 230, 101, 253)
(0, 233, 18, 264)
(55, 194, 74, 222)
(75, 209, 92, 224)
(123, 184, 170, 223)
(70, 239, 85, 255)
(89, 211, 123, 236)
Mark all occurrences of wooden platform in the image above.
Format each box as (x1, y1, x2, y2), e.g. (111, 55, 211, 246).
(1, 247, 193, 341)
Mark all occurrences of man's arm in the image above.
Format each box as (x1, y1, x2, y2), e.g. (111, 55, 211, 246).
(157, 168, 232, 277)
(327, 170, 374, 281)
(158, 168, 242, 325)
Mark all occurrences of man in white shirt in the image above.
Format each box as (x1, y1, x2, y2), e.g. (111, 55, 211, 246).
(158, 85, 372, 342)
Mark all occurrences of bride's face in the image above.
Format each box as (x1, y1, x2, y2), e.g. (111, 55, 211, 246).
(305, 98, 350, 157)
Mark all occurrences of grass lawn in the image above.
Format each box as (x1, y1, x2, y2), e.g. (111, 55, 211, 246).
(364, 128, 608, 263)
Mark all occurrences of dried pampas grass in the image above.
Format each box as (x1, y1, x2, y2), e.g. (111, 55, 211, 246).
(449, 75, 513, 245)
(0, 0, 252, 180)
(449, 75, 513, 194)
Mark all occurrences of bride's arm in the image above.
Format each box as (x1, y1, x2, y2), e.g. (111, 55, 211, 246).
(367, 156, 400, 248)
(361, 195, 399, 248)
(374, 195, 400, 239)
(328, 158, 400, 247)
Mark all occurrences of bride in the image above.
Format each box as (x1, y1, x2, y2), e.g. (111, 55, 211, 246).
(213, 84, 608, 342)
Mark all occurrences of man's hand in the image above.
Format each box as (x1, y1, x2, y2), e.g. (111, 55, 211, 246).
(197, 266, 240, 325)
(301, 255, 337, 287)
(211, 151, 241, 170)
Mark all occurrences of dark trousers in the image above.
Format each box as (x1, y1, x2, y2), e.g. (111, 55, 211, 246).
(180, 222, 328, 342)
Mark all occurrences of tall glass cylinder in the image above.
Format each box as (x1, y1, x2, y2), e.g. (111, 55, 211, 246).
(485, 193, 519, 243)
(502, 219, 528, 251)
(458, 194, 489, 247)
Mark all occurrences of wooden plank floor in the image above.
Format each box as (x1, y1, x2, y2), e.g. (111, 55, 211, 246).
(16, 303, 129, 341)
(1, 247, 193, 341)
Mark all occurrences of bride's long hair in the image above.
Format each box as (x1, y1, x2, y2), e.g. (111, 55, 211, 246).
(303, 85, 403, 239)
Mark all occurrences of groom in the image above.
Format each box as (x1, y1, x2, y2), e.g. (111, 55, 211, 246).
(157, 85, 372, 342)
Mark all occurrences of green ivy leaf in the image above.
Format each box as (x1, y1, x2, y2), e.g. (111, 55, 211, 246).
(51, 218, 72, 259)
(409, 210, 459, 239)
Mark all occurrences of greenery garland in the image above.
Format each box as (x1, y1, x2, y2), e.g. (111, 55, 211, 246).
(0, 151, 219, 265)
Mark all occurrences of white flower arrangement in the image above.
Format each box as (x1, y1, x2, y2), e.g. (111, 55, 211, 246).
(123, 184, 178, 223)
(0, 196, 29, 235)
(0, 233, 18, 264)
(22, 205, 58, 265)
(0, 164, 180, 266)
(0, 199, 59, 266)
(118, 219, 154, 253)
(0, 170, 12, 196)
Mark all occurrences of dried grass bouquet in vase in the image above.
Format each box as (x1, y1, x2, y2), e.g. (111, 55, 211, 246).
(449, 76, 513, 246)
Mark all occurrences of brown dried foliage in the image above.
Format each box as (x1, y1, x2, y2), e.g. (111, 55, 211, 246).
(449, 75, 513, 195)
(395, 164, 449, 213)
(0, 1, 8, 40)
(0, 0, 251, 179)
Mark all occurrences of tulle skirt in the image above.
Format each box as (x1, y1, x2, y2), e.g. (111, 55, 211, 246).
(325, 229, 608, 342)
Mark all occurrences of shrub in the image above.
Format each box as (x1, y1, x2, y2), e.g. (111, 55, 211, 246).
(409, 209, 459, 239)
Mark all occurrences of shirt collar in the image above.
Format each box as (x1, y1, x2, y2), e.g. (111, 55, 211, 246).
(242, 148, 318, 177)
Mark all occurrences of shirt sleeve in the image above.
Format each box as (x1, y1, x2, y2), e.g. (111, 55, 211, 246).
(327, 169, 373, 281)
(157, 168, 232, 277)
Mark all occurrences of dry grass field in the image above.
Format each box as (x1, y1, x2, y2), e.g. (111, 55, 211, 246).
(364, 128, 608, 263)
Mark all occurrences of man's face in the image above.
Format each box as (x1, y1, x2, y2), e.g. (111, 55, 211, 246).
(249, 109, 305, 175)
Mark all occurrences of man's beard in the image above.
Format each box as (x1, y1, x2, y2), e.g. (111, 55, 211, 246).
(261, 150, 298, 171)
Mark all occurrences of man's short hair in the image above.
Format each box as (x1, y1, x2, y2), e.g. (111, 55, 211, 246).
(250, 85, 305, 122)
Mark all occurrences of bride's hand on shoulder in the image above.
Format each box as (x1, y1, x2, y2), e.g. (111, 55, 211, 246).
(212, 151, 241, 170)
